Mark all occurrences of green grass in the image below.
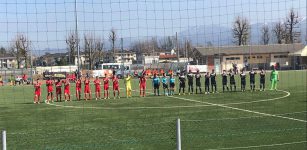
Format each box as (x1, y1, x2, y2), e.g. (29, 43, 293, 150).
(0, 70, 306, 149)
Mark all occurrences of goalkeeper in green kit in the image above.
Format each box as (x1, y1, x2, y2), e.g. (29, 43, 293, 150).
(270, 67, 279, 90)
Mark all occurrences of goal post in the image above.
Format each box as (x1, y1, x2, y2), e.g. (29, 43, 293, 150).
(177, 118, 181, 150)
(2, 130, 6, 150)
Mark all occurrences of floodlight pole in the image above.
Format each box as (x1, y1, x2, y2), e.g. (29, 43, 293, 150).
(2, 130, 6, 150)
(176, 118, 181, 150)
(74, 0, 80, 77)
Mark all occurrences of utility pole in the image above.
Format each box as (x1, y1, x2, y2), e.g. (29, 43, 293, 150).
(74, 0, 80, 77)
(176, 32, 179, 63)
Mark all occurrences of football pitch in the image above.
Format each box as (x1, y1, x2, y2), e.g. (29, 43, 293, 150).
(0, 70, 306, 150)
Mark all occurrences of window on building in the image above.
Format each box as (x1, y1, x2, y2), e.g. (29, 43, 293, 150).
(257, 56, 262, 59)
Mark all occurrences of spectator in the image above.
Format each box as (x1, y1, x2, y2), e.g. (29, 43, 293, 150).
(0, 75, 3, 86)
(10, 74, 15, 86)
(22, 74, 27, 84)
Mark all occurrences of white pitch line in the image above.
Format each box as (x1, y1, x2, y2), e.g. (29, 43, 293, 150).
(225, 90, 290, 105)
(169, 94, 307, 123)
(46, 102, 213, 109)
(206, 140, 307, 150)
(46, 89, 292, 110)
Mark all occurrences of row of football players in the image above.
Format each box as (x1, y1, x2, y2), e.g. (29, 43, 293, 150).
(172, 68, 267, 95)
(33, 75, 121, 104)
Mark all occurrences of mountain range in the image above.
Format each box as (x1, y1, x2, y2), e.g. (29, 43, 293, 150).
(40, 18, 306, 56)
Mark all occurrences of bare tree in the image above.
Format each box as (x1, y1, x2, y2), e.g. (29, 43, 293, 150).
(272, 21, 286, 44)
(84, 33, 97, 70)
(65, 32, 78, 65)
(95, 38, 104, 64)
(10, 34, 31, 68)
(261, 25, 270, 45)
(109, 28, 117, 62)
(232, 16, 250, 46)
(159, 36, 175, 51)
(285, 9, 301, 43)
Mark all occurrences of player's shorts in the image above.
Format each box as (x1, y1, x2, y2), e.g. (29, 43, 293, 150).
(104, 86, 109, 90)
(113, 85, 119, 90)
(241, 81, 246, 85)
(76, 87, 81, 92)
(230, 79, 235, 85)
(211, 82, 216, 85)
(84, 87, 90, 93)
(47, 86, 53, 93)
(95, 87, 101, 92)
(35, 91, 41, 97)
(250, 80, 255, 84)
(64, 89, 70, 94)
(126, 85, 132, 91)
(170, 83, 175, 88)
(179, 83, 185, 88)
(56, 88, 62, 94)
(140, 84, 146, 89)
(222, 81, 227, 85)
(188, 82, 193, 86)
(196, 82, 201, 86)
(162, 83, 168, 89)
(260, 79, 265, 84)
(154, 84, 159, 89)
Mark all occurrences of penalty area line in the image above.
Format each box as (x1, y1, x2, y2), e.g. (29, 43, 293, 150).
(206, 140, 307, 150)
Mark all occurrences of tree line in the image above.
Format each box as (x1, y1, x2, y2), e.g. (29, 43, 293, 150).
(233, 9, 302, 45)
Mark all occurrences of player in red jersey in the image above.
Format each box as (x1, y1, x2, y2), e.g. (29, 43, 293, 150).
(45, 77, 54, 103)
(63, 78, 71, 102)
(84, 77, 91, 101)
(103, 74, 110, 99)
(94, 76, 101, 100)
(34, 79, 41, 104)
(75, 78, 82, 101)
(112, 75, 120, 99)
(139, 75, 147, 97)
(55, 79, 63, 102)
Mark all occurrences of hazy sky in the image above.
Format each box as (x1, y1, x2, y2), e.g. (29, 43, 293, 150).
(0, 0, 305, 55)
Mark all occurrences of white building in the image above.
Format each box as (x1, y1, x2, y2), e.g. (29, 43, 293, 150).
(0, 56, 25, 69)
(104, 50, 136, 64)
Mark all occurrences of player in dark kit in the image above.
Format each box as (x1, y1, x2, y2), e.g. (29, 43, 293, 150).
(259, 69, 266, 91)
(187, 70, 194, 95)
(178, 73, 186, 95)
(205, 72, 210, 94)
(221, 70, 229, 92)
(229, 69, 236, 91)
(195, 70, 202, 94)
(240, 70, 246, 92)
(249, 69, 257, 91)
(210, 69, 217, 93)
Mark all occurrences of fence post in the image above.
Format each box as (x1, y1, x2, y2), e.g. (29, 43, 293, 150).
(2, 130, 7, 150)
(177, 118, 181, 150)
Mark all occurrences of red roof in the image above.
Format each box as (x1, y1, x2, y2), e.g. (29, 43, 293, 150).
(159, 54, 177, 59)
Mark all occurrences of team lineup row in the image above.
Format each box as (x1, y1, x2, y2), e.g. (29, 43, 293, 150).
(32, 68, 280, 104)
